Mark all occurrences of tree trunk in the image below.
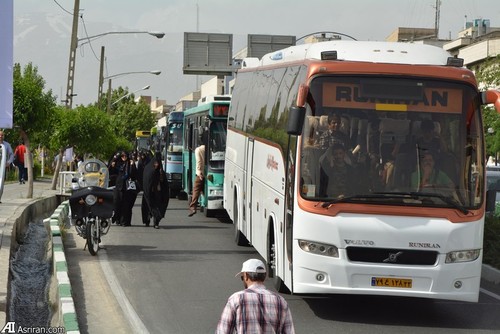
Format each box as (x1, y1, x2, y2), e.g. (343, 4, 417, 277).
(51, 148, 65, 190)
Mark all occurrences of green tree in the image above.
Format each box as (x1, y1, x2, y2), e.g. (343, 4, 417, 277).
(108, 86, 157, 143)
(51, 105, 118, 158)
(12, 62, 57, 197)
(49, 105, 130, 189)
(474, 55, 500, 160)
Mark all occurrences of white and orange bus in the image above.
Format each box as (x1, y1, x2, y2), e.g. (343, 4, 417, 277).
(223, 40, 500, 302)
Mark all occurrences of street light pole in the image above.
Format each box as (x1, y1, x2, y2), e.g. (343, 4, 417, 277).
(112, 85, 151, 105)
(101, 70, 161, 113)
(66, 27, 164, 109)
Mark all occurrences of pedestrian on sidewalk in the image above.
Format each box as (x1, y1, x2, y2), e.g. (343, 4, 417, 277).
(0, 130, 15, 204)
(0, 130, 14, 168)
(216, 258, 295, 334)
(14, 140, 27, 184)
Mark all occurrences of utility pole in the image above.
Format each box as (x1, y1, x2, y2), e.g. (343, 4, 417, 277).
(434, 0, 441, 39)
(65, 0, 80, 108)
(97, 46, 105, 109)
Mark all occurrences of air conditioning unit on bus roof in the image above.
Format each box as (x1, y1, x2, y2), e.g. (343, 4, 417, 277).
(244, 40, 453, 67)
(197, 94, 231, 106)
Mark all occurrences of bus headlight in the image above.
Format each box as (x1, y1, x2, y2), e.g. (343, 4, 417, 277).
(298, 240, 339, 258)
(209, 189, 223, 197)
(445, 249, 480, 263)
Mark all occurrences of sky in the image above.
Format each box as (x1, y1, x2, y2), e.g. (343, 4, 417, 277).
(13, 0, 500, 107)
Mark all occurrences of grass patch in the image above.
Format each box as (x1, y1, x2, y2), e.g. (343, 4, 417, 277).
(484, 215, 500, 269)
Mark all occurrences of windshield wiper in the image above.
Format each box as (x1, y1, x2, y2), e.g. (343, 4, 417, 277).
(321, 192, 469, 214)
(320, 193, 398, 208)
(407, 191, 469, 214)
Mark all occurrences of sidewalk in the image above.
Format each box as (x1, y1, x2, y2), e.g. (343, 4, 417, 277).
(0, 178, 61, 325)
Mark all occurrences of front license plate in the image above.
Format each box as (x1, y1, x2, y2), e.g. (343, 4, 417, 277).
(371, 277, 412, 288)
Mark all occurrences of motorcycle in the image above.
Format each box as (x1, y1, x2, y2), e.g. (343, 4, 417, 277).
(69, 159, 114, 255)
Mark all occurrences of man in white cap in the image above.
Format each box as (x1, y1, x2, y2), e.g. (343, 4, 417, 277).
(216, 258, 295, 333)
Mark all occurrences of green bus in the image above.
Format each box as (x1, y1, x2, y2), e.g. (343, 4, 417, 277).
(182, 95, 230, 216)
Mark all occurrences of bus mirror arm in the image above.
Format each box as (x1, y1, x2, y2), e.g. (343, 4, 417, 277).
(287, 106, 306, 136)
(296, 84, 309, 107)
(481, 90, 500, 112)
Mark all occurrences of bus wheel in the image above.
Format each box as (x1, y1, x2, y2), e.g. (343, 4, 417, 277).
(269, 231, 288, 293)
(205, 208, 214, 218)
(234, 196, 247, 246)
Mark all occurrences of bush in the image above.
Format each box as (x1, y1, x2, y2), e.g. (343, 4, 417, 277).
(484, 215, 500, 269)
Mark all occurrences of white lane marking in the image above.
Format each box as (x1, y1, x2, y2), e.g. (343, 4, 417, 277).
(480, 287, 500, 301)
(99, 249, 151, 334)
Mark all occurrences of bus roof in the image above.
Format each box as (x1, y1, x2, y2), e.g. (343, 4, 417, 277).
(243, 40, 453, 68)
(198, 95, 231, 106)
(184, 99, 230, 117)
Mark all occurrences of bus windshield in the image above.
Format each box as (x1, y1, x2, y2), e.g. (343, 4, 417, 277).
(299, 75, 484, 211)
(168, 123, 183, 153)
(208, 121, 227, 170)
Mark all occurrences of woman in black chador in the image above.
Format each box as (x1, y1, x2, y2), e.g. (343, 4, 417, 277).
(141, 154, 169, 229)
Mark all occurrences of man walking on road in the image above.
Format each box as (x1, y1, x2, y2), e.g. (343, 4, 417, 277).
(188, 143, 205, 217)
(216, 258, 295, 334)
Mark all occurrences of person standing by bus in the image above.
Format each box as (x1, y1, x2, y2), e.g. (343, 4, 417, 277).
(216, 258, 295, 334)
(188, 143, 205, 217)
(14, 140, 27, 184)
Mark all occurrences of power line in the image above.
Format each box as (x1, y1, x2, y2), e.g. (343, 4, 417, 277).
(79, 15, 100, 62)
(52, 0, 72, 15)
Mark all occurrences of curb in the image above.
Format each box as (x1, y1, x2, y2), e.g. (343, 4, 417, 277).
(46, 200, 80, 334)
(482, 264, 500, 285)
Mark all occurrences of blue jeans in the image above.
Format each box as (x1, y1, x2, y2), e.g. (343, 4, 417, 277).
(17, 163, 27, 182)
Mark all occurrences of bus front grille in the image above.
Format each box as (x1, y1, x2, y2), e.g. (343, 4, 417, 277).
(346, 247, 438, 265)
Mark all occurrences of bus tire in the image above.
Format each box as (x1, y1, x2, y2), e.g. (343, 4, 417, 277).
(205, 208, 214, 218)
(234, 194, 248, 246)
(268, 224, 288, 293)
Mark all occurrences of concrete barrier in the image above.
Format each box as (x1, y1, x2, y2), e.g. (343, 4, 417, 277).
(45, 200, 80, 334)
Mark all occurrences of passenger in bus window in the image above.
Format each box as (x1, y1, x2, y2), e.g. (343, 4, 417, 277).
(414, 119, 446, 153)
(410, 150, 454, 191)
(319, 143, 357, 198)
(316, 114, 351, 151)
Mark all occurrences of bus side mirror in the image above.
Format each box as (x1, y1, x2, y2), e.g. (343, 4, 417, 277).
(287, 106, 306, 136)
(481, 90, 500, 112)
(485, 189, 497, 213)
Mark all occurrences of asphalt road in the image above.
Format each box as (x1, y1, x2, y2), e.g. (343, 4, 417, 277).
(65, 194, 500, 334)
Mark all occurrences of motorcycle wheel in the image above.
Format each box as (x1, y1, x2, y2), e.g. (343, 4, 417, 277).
(86, 220, 99, 256)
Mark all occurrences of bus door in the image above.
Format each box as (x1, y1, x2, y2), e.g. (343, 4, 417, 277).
(185, 120, 195, 195)
(244, 137, 254, 239)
